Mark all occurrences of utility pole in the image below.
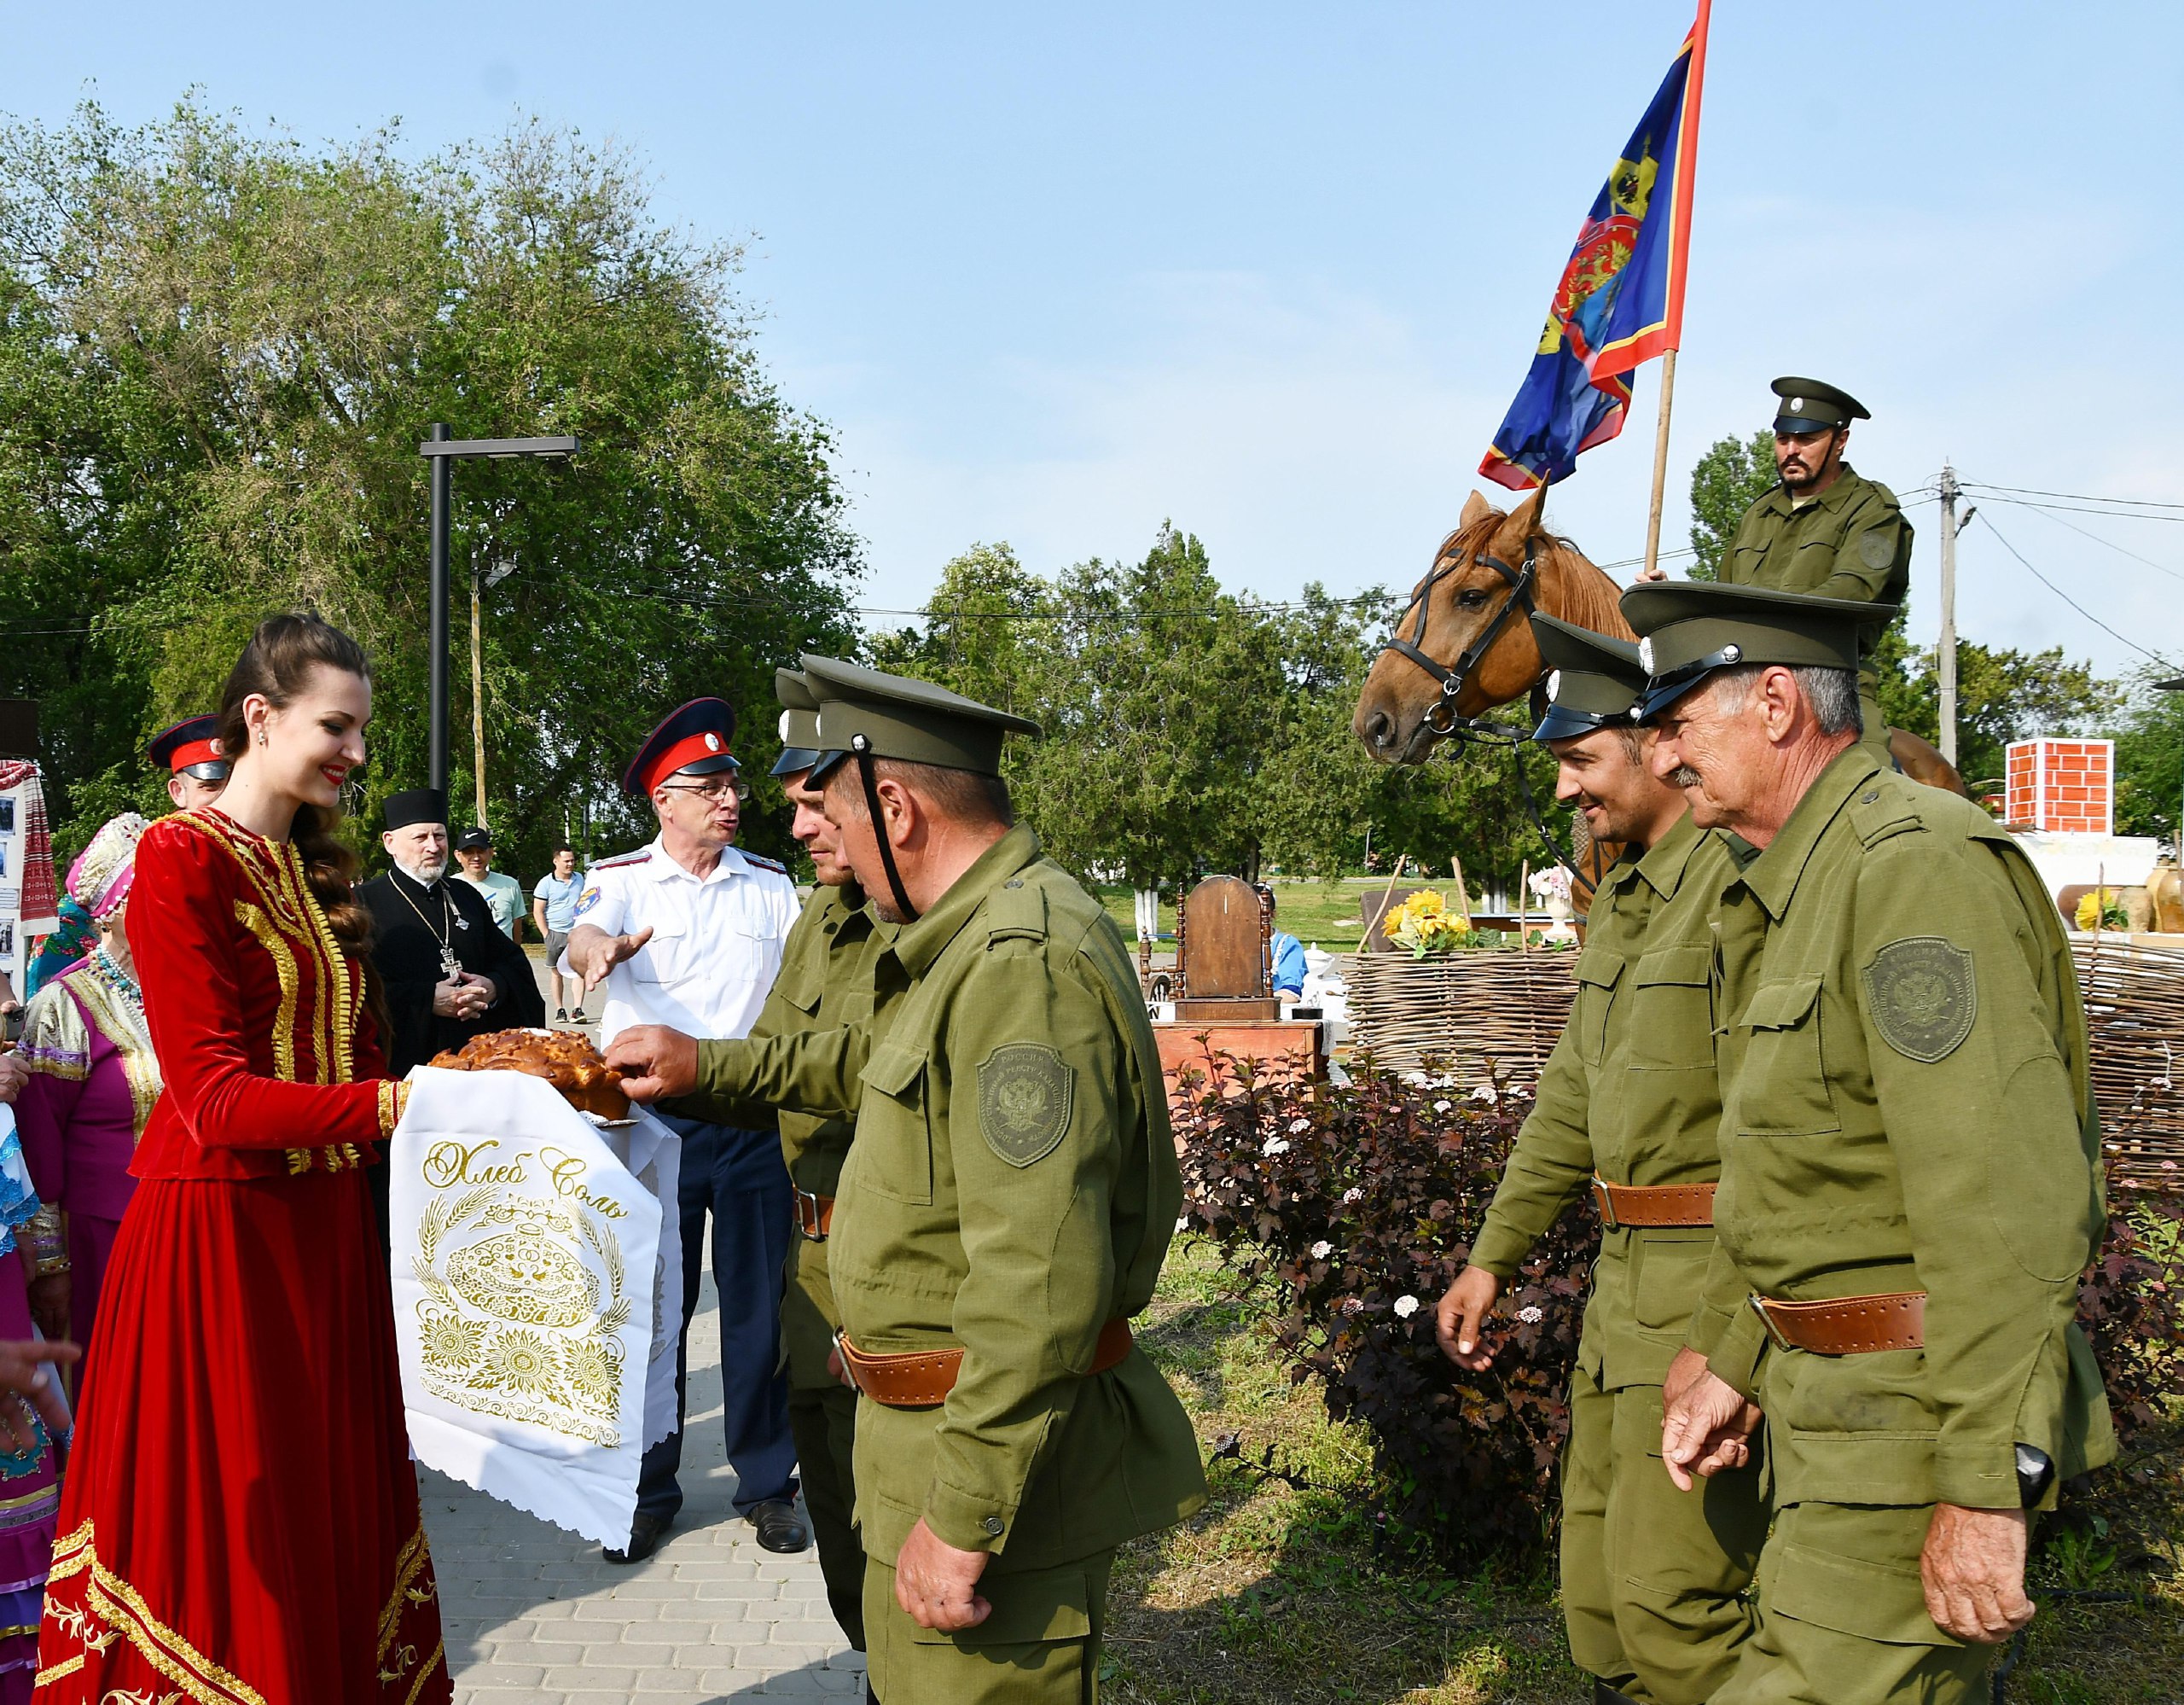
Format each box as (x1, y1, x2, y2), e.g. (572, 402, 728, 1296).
(1937, 463, 1960, 767)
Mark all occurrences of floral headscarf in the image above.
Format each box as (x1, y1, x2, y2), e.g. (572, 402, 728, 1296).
(65, 812, 148, 922)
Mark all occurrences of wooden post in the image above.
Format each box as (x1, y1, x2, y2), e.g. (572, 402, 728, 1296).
(1449, 854, 1472, 929)
(1373, 854, 1408, 947)
(1640, 349, 1680, 582)
(1519, 859, 1531, 953)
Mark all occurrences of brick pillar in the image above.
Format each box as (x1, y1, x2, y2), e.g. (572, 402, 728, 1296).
(2004, 737, 2114, 834)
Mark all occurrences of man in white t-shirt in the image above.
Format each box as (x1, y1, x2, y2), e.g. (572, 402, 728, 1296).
(565, 696, 805, 1565)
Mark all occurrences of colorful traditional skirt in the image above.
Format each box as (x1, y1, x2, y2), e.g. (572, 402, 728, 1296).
(0, 1257, 58, 1705)
(34, 1171, 450, 1703)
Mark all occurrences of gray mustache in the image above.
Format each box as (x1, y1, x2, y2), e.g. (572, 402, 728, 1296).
(1668, 766, 1704, 788)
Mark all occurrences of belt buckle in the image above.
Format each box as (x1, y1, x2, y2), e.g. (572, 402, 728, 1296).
(832, 1331, 863, 1395)
(1748, 1294, 1795, 1353)
(795, 1188, 825, 1241)
(1590, 1178, 1619, 1232)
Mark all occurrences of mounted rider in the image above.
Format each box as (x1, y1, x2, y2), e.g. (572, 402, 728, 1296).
(1640, 376, 1911, 753)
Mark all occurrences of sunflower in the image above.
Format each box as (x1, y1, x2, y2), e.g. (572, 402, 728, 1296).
(419, 1311, 484, 1370)
(484, 1328, 561, 1399)
(561, 1339, 619, 1413)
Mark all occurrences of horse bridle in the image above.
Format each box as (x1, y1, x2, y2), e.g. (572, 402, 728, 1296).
(1379, 534, 1541, 736)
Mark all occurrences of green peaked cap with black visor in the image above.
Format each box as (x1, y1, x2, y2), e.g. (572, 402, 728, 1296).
(1620, 580, 1893, 723)
(800, 655, 1041, 781)
(770, 668, 826, 779)
(799, 654, 1042, 922)
(1529, 614, 1647, 743)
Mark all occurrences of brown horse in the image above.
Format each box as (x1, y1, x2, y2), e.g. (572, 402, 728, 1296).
(1353, 490, 1968, 788)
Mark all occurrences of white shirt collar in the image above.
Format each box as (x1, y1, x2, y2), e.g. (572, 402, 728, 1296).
(640, 836, 750, 886)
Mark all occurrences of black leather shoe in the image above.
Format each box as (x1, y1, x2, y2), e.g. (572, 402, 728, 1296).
(602, 1512, 671, 1565)
(748, 1498, 811, 1553)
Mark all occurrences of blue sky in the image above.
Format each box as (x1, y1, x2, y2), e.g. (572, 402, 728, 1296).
(7, 2, 2183, 682)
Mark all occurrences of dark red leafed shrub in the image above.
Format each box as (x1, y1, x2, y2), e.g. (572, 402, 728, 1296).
(2077, 1190, 2184, 1449)
(1174, 1049, 2184, 1564)
(1172, 1048, 1596, 1563)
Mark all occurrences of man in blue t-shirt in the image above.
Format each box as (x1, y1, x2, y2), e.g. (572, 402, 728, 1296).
(531, 845, 586, 1021)
(1256, 883, 1309, 1000)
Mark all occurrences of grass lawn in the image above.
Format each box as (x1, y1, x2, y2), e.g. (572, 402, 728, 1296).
(1107, 1237, 2184, 1703)
(1095, 878, 1466, 954)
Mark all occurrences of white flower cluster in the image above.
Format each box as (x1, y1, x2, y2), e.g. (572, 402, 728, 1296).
(1263, 1136, 1291, 1156)
(1393, 1295, 1420, 1319)
(1310, 1240, 1333, 1260)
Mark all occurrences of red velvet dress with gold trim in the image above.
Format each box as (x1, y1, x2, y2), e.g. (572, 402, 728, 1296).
(34, 809, 450, 1705)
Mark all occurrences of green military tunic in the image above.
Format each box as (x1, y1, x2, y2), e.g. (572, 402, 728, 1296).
(1469, 812, 1763, 1704)
(1687, 747, 2112, 1705)
(686, 824, 1207, 1704)
(711, 879, 897, 1650)
(1720, 467, 1912, 747)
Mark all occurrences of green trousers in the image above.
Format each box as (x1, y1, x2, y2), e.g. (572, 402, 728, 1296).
(1711, 1500, 1992, 1705)
(1561, 1371, 1768, 1704)
(787, 1377, 863, 1650)
(863, 1551, 1112, 1705)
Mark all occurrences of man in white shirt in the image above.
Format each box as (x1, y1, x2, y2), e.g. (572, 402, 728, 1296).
(566, 696, 807, 1565)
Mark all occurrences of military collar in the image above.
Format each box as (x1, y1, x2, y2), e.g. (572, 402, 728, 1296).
(1629, 809, 1708, 903)
(638, 835, 754, 886)
(1734, 744, 1888, 922)
(1757, 463, 1868, 519)
(891, 822, 1040, 978)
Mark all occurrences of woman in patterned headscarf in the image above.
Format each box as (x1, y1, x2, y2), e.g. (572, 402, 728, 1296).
(15, 813, 154, 1370)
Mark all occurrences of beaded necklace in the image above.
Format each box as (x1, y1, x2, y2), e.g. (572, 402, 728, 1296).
(89, 946, 145, 1025)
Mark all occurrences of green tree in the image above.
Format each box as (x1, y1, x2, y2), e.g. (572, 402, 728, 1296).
(2112, 670, 2184, 844)
(0, 102, 858, 875)
(881, 531, 1583, 903)
(1685, 429, 1775, 579)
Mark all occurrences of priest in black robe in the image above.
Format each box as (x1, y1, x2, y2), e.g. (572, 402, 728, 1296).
(359, 788, 544, 1242)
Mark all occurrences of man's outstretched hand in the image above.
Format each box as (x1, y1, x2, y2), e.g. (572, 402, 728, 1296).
(605, 1025, 699, 1103)
(1660, 1357, 1763, 1491)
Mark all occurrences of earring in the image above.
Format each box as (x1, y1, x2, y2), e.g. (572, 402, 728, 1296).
(258, 730, 268, 748)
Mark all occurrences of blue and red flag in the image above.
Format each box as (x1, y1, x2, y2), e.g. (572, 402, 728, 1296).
(1480, 2, 1711, 491)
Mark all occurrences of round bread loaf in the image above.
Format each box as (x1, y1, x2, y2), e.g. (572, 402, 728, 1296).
(427, 1027, 631, 1120)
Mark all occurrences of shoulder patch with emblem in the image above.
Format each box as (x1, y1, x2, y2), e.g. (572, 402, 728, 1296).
(1858, 527, 1896, 570)
(573, 883, 604, 918)
(977, 1043, 1074, 1167)
(1862, 936, 1976, 1062)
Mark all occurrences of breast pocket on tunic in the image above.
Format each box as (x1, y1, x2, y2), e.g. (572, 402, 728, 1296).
(1735, 974, 1839, 1136)
(857, 1041, 935, 1207)
(1629, 946, 1714, 1070)
(1571, 948, 1624, 1068)
(630, 920, 690, 985)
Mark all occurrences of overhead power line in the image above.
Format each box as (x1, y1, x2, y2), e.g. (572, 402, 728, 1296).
(1970, 511, 2177, 670)
(1961, 479, 2184, 513)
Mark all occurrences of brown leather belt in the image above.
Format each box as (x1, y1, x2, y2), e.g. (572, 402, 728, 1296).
(1590, 1178, 1716, 1230)
(836, 1318, 1136, 1408)
(793, 1189, 834, 1242)
(1751, 1291, 1926, 1355)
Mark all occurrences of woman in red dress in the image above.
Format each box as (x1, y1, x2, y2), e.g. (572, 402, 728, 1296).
(36, 615, 451, 1703)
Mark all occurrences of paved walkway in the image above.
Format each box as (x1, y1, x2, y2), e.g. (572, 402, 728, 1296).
(422, 1270, 866, 1702)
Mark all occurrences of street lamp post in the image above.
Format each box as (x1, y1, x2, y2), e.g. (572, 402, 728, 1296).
(417, 428, 579, 798)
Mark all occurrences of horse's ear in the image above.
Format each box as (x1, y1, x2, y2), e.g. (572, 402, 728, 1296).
(1490, 487, 1547, 557)
(1459, 491, 1495, 531)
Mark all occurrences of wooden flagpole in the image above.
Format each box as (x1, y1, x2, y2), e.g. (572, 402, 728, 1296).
(1640, 349, 1679, 581)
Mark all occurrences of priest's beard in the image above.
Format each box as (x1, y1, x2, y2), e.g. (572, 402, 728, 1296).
(398, 854, 450, 885)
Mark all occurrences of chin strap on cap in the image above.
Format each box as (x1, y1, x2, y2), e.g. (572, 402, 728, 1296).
(852, 737, 919, 922)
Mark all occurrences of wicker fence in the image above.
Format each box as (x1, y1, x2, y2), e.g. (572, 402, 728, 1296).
(2074, 936, 2184, 1194)
(1342, 949, 1579, 1085)
(1341, 940, 2182, 1192)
